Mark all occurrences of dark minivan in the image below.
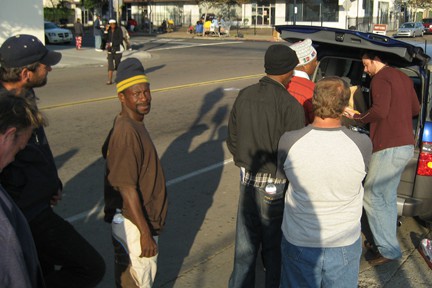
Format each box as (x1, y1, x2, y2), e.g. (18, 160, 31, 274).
(276, 25, 432, 222)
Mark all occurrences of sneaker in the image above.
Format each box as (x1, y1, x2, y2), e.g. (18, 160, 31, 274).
(419, 238, 432, 269)
(95, 49, 103, 52)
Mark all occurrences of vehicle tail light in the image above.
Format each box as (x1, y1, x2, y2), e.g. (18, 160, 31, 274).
(417, 142, 432, 176)
(417, 122, 432, 176)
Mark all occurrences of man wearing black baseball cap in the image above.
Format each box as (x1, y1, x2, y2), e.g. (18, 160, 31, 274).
(0, 34, 61, 94)
(0, 34, 106, 288)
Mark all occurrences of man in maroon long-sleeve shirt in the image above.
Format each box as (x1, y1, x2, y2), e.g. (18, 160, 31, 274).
(345, 51, 420, 267)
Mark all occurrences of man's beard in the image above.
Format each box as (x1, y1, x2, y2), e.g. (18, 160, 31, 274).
(28, 77, 48, 88)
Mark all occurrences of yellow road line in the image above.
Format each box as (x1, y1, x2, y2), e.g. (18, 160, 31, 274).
(40, 74, 264, 110)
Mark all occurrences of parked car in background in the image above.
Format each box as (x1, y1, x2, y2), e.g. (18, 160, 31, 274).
(394, 22, 424, 38)
(275, 25, 432, 222)
(44, 21, 72, 44)
(422, 18, 432, 34)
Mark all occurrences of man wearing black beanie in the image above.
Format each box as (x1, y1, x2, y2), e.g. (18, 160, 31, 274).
(227, 44, 305, 288)
(103, 58, 167, 287)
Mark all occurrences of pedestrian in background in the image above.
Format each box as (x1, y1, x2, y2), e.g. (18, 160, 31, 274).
(287, 38, 318, 124)
(106, 19, 124, 85)
(277, 76, 372, 287)
(344, 51, 420, 266)
(120, 23, 132, 51)
(94, 15, 103, 51)
(0, 93, 46, 288)
(101, 23, 109, 51)
(227, 44, 305, 288)
(102, 58, 168, 287)
(0, 34, 105, 288)
(74, 18, 84, 50)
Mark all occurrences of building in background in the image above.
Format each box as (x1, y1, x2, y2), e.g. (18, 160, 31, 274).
(42, 0, 431, 33)
(0, 0, 44, 44)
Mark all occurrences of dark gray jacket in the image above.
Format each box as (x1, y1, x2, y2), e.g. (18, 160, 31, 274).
(227, 76, 305, 177)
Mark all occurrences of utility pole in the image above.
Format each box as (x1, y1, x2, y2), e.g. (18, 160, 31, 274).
(109, 0, 113, 19)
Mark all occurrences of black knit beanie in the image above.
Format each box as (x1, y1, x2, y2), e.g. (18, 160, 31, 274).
(264, 44, 299, 75)
(115, 58, 149, 93)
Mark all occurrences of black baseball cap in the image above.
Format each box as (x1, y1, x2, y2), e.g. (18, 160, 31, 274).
(0, 34, 62, 68)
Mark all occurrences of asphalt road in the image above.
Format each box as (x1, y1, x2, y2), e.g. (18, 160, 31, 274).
(38, 39, 270, 287)
(36, 37, 432, 287)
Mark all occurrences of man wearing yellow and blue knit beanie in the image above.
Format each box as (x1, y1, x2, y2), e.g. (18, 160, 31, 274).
(103, 57, 168, 287)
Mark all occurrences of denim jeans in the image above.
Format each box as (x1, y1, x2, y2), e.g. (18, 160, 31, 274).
(95, 35, 102, 49)
(280, 237, 362, 288)
(228, 181, 286, 288)
(363, 145, 414, 259)
(29, 208, 105, 288)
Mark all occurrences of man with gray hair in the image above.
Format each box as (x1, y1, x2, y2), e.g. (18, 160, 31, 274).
(277, 77, 372, 287)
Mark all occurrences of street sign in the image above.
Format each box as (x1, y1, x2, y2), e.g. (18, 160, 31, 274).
(373, 24, 387, 35)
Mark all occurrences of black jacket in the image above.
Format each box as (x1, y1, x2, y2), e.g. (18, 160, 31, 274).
(0, 87, 61, 221)
(107, 26, 123, 53)
(227, 76, 305, 177)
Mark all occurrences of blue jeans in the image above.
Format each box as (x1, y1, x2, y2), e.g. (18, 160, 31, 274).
(363, 145, 414, 259)
(95, 35, 102, 49)
(280, 237, 362, 288)
(228, 181, 286, 288)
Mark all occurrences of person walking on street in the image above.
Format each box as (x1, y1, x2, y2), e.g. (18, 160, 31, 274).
(287, 38, 318, 124)
(227, 44, 305, 288)
(74, 18, 84, 50)
(344, 51, 420, 266)
(102, 58, 168, 287)
(106, 19, 123, 85)
(94, 15, 103, 51)
(277, 77, 372, 287)
(0, 93, 47, 288)
(0, 34, 106, 288)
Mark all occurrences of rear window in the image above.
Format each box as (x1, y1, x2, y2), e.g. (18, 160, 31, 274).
(44, 22, 58, 29)
(401, 23, 415, 28)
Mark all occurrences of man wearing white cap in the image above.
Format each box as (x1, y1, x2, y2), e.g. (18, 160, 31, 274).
(287, 38, 318, 124)
(106, 19, 124, 85)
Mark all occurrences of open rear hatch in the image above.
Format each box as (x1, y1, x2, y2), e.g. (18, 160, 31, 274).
(275, 25, 429, 68)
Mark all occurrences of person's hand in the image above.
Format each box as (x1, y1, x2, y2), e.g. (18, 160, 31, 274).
(140, 233, 158, 258)
(343, 107, 360, 119)
(50, 188, 63, 206)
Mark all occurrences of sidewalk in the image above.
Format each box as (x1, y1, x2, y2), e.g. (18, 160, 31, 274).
(135, 26, 282, 42)
(54, 48, 152, 68)
(52, 29, 274, 68)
